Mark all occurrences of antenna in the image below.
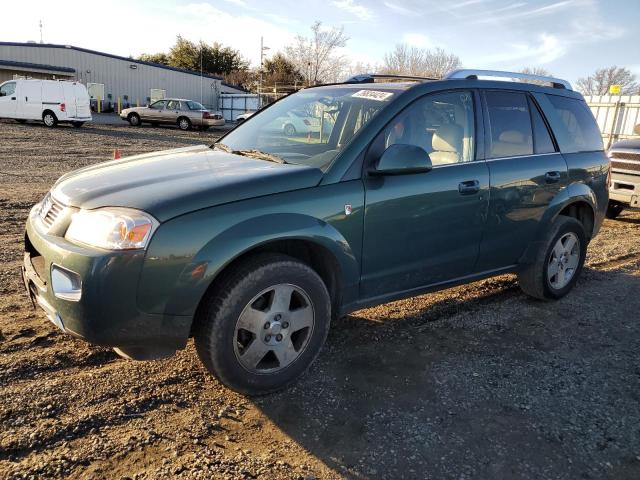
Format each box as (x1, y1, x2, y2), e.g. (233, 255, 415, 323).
(39, 20, 43, 44)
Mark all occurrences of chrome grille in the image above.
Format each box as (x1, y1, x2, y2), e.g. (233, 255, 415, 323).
(39, 194, 65, 228)
(610, 151, 640, 161)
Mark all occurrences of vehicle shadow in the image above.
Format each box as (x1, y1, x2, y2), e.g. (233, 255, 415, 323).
(249, 267, 640, 480)
(610, 215, 640, 225)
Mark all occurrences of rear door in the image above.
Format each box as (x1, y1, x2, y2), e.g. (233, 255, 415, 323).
(74, 83, 91, 119)
(165, 100, 181, 124)
(62, 82, 77, 118)
(361, 89, 490, 298)
(0, 81, 18, 118)
(475, 90, 568, 271)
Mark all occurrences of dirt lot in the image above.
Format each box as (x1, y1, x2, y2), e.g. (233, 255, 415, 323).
(0, 119, 639, 480)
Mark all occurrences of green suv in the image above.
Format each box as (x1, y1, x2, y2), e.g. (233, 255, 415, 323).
(23, 70, 609, 394)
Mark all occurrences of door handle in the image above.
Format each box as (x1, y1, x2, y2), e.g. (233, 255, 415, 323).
(458, 180, 480, 195)
(545, 171, 561, 183)
(10, 97, 16, 100)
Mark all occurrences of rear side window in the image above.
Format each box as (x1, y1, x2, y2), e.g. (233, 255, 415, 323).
(546, 95, 603, 152)
(529, 98, 556, 154)
(485, 91, 533, 159)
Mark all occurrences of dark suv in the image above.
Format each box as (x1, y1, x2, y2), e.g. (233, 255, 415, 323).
(23, 70, 609, 394)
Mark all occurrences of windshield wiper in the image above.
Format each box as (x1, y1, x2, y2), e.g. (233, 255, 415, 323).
(232, 149, 287, 164)
(213, 142, 232, 153)
(213, 143, 287, 164)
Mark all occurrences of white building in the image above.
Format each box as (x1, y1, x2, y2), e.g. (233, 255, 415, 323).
(0, 42, 245, 110)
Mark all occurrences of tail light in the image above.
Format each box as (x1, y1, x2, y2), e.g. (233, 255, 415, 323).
(60, 103, 66, 112)
(303, 119, 311, 126)
(202, 111, 211, 119)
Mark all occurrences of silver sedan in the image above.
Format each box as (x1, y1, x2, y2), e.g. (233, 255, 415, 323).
(120, 98, 225, 130)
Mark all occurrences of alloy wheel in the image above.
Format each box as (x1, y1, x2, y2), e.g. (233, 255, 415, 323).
(233, 283, 315, 374)
(547, 232, 580, 290)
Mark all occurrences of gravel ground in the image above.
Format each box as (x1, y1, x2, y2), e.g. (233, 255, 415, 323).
(0, 119, 639, 480)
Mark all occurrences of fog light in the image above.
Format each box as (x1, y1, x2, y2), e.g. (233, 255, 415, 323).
(51, 265, 82, 301)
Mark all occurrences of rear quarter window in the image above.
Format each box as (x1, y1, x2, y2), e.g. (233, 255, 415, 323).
(546, 95, 603, 152)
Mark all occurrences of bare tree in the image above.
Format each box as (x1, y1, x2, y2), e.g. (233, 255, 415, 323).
(381, 44, 461, 79)
(521, 67, 552, 76)
(576, 66, 639, 95)
(284, 21, 350, 85)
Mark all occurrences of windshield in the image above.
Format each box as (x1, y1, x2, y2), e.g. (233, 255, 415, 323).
(186, 101, 205, 110)
(217, 87, 398, 171)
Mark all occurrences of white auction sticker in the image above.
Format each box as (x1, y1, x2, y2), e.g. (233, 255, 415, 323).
(351, 90, 394, 101)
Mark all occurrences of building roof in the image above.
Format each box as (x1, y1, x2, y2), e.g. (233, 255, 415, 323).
(0, 59, 75, 75)
(0, 42, 247, 91)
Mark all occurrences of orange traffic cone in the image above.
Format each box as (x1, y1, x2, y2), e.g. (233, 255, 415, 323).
(113, 148, 121, 160)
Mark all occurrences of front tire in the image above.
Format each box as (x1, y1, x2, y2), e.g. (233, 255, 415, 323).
(518, 216, 587, 300)
(606, 201, 624, 219)
(194, 253, 331, 395)
(42, 111, 58, 128)
(128, 113, 141, 127)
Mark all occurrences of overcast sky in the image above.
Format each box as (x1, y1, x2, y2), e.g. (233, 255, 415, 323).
(6, 0, 640, 84)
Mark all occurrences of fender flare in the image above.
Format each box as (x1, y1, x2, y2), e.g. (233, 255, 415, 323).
(162, 212, 360, 317)
(519, 184, 597, 264)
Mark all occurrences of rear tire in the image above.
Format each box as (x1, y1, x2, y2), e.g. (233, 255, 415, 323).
(71, 121, 84, 128)
(177, 117, 192, 131)
(605, 201, 624, 219)
(194, 253, 331, 395)
(518, 216, 587, 300)
(283, 123, 296, 136)
(42, 111, 58, 128)
(128, 113, 141, 127)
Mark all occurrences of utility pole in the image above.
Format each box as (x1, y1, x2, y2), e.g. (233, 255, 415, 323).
(200, 41, 203, 106)
(39, 20, 43, 44)
(259, 37, 270, 104)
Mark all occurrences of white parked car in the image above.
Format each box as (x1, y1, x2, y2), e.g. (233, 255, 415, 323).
(235, 111, 255, 123)
(267, 109, 321, 136)
(0, 79, 92, 128)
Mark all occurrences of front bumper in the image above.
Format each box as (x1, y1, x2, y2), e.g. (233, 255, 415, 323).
(22, 208, 191, 354)
(610, 172, 640, 208)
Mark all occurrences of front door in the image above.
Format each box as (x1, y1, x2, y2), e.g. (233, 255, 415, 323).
(475, 90, 568, 271)
(0, 81, 18, 118)
(147, 100, 167, 122)
(361, 90, 490, 299)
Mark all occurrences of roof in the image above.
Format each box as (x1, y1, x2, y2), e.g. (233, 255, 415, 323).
(0, 59, 75, 74)
(0, 42, 247, 91)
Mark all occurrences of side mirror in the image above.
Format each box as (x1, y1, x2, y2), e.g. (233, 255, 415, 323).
(0, 92, 5, 97)
(370, 143, 432, 176)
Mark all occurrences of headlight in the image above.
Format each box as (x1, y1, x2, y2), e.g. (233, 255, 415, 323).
(65, 208, 157, 250)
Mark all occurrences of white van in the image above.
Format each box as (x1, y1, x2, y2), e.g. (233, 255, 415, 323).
(0, 79, 92, 127)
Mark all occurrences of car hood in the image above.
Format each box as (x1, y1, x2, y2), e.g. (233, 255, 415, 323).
(51, 145, 324, 221)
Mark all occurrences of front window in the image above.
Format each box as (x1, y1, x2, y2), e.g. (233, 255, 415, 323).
(217, 87, 399, 171)
(0, 82, 16, 97)
(149, 100, 166, 109)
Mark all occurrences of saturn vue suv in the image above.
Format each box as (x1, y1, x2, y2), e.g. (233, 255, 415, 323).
(23, 69, 609, 394)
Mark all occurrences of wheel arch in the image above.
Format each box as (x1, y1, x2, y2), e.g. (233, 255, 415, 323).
(144, 212, 361, 330)
(42, 109, 57, 121)
(519, 186, 597, 265)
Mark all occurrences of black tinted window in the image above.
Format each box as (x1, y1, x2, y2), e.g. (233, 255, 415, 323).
(546, 95, 603, 152)
(0, 82, 16, 97)
(485, 91, 533, 158)
(529, 98, 556, 154)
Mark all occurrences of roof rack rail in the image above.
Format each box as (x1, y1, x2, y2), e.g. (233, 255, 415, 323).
(344, 73, 437, 84)
(445, 69, 572, 90)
